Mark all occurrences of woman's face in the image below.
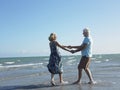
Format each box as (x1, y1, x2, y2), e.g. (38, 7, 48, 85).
(54, 34, 57, 40)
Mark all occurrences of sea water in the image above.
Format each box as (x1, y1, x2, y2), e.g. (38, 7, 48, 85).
(0, 54, 120, 89)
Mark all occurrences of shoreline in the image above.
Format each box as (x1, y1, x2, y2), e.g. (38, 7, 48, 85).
(0, 53, 120, 59)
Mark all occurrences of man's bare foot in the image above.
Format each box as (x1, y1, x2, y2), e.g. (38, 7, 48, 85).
(88, 81, 96, 84)
(72, 80, 81, 84)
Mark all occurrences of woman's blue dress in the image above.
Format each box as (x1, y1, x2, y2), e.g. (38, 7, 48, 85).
(47, 41, 63, 74)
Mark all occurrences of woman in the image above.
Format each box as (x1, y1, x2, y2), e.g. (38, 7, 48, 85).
(47, 33, 70, 86)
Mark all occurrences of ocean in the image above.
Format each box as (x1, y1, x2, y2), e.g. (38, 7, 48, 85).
(0, 54, 120, 90)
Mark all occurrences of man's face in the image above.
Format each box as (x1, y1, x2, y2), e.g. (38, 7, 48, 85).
(83, 31, 88, 37)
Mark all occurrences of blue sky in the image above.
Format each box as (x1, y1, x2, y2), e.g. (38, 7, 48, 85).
(0, 0, 120, 57)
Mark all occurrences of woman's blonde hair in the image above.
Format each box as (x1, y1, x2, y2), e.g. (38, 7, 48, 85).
(48, 33, 56, 41)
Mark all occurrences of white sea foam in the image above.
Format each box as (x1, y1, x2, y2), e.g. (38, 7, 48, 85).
(98, 55, 102, 58)
(66, 59, 76, 65)
(67, 56, 75, 60)
(17, 59, 21, 62)
(4, 62, 15, 64)
(43, 57, 49, 60)
(95, 61, 101, 63)
(105, 59, 109, 62)
(0, 63, 44, 69)
(92, 57, 96, 60)
(32, 63, 44, 68)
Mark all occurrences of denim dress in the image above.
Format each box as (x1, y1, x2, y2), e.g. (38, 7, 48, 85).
(47, 41, 63, 74)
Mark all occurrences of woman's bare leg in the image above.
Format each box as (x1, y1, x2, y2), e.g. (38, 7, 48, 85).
(51, 74, 55, 85)
(59, 73, 68, 84)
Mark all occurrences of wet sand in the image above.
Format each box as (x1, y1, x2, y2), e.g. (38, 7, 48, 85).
(0, 74, 119, 90)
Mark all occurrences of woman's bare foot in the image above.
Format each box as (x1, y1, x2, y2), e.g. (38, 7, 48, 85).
(60, 80, 68, 85)
(51, 81, 55, 86)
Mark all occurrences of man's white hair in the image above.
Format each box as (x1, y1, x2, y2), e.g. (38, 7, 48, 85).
(83, 28, 90, 33)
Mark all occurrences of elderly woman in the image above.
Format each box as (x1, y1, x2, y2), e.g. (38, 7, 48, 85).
(47, 33, 70, 86)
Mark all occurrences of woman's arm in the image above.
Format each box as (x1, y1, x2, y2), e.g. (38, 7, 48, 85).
(67, 45, 81, 49)
(55, 41, 70, 52)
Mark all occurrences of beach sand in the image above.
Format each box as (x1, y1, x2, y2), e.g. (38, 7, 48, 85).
(0, 72, 119, 90)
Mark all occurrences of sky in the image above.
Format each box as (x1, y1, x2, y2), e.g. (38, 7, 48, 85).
(0, 0, 120, 57)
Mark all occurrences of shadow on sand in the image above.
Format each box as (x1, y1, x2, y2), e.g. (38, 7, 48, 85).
(0, 83, 74, 90)
(0, 84, 55, 90)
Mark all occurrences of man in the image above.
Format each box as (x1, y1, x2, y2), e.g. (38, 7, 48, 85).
(68, 28, 95, 84)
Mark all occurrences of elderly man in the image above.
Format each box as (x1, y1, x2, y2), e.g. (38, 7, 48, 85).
(68, 28, 95, 84)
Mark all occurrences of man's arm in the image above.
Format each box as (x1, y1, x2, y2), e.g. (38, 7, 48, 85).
(73, 43, 87, 53)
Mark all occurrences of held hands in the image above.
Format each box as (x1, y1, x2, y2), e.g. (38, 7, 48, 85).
(70, 50, 75, 54)
(67, 45, 72, 49)
(64, 45, 72, 49)
(65, 45, 75, 54)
